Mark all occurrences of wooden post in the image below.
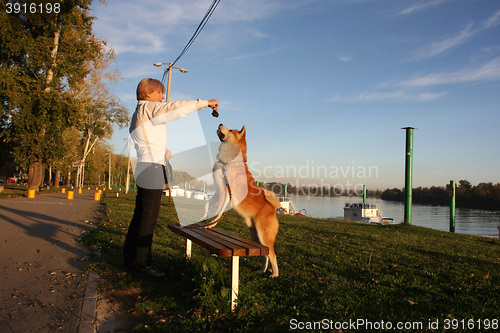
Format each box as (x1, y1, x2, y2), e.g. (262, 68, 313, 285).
(186, 239, 192, 259)
(231, 256, 239, 311)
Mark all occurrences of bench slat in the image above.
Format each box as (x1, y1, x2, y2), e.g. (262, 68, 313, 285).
(189, 228, 247, 256)
(211, 229, 269, 256)
(168, 224, 232, 256)
(168, 224, 269, 257)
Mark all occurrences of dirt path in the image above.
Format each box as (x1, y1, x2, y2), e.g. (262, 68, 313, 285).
(0, 189, 100, 332)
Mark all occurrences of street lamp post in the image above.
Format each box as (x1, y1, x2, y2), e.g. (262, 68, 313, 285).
(153, 62, 188, 102)
(125, 138, 131, 194)
(106, 153, 111, 190)
(153, 62, 188, 167)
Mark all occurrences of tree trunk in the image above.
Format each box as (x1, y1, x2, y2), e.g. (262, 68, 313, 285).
(27, 19, 62, 191)
(66, 170, 71, 186)
(27, 161, 44, 191)
(54, 169, 60, 188)
(40, 163, 45, 188)
(44, 17, 62, 92)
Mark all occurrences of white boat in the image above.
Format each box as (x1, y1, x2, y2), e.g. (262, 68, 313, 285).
(164, 186, 186, 197)
(277, 196, 307, 216)
(343, 202, 395, 225)
(277, 197, 298, 214)
(191, 191, 209, 200)
(164, 186, 209, 200)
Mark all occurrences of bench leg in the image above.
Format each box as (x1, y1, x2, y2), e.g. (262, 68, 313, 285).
(231, 256, 239, 311)
(186, 239, 192, 259)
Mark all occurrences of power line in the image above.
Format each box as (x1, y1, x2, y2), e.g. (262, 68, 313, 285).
(161, 0, 221, 83)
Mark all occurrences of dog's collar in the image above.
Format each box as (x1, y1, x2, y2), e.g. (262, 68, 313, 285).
(218, 159, 245, 166)
(218, 160, 245, 175)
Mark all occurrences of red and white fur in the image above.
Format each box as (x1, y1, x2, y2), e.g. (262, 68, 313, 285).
(203, 124, 280, 277)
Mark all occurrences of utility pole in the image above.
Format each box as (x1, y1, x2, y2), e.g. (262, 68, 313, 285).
(125, 139, 131, 193)
(449, 180, 456, 232)
(107, 153, 111, 190)
(402, 127, 415, 224)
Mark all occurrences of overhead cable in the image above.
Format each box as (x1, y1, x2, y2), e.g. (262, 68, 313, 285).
(161, 0, 221, 83)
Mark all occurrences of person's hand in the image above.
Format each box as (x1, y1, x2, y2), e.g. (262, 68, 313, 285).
(208, 99, 219, 111)
(208, 99, 219, 117)
(165, 148, 172, 160)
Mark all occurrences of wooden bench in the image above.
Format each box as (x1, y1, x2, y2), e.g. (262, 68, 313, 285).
(167, 224, 269, 311)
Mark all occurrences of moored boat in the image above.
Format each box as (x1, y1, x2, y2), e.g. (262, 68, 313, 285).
(343, 202, 394, 225)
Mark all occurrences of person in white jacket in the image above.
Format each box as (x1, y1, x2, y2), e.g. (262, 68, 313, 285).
(123, 78, 219, 278)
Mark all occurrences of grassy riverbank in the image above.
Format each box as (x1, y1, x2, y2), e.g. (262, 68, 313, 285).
(82, 191, 499, 332)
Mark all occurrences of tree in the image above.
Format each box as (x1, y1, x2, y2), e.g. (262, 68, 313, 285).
(0, 0, 114, 190)
(67, 39, 129, 187)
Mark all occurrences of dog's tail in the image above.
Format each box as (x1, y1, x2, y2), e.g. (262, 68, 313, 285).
(263, 189, 281, 210)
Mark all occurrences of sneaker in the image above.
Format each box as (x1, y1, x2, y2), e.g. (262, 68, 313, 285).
(141, 266, 167, 278)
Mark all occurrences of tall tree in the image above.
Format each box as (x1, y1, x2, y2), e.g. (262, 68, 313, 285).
(0, 0, 113, 190)
(71, 50, 129, 187)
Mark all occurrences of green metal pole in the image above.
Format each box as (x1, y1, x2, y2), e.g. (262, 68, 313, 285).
(449, 180, 456, 233)
(363, 185, 366, 206)
(284, 183, 288, 198)
(402, 127, 414, 224)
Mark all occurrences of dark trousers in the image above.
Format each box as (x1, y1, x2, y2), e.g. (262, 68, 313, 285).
(123, 186, 163, 269)
(123, 163, 168, 269)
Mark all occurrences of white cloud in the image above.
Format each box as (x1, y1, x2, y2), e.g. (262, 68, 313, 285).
(398, 0, 453, 15)
(225, 46, 288, 62)
(338, 55, 352, 62)
(399, 58, 500, 87)
(483, 9, 500, 29)
(409, 9, 500, 60)
(410, 23, 474, 60)
(328, 57, 500, 103)
(328, 90, 447, 103)
(92, 0, 288, 55)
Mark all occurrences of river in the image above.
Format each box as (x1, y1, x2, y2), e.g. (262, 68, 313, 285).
(287, 194, 500, 238)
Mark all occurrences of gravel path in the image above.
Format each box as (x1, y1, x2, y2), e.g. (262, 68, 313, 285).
(0, 189, 101, 332)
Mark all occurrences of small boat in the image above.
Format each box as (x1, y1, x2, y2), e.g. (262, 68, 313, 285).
(164, 186, 186, 197)
(164, 186, 209, 200)
(343, 202, 395, 225)
(277, 196, 298, 214)
(277, 196, 307, 216)
(191, 191, 209, 200)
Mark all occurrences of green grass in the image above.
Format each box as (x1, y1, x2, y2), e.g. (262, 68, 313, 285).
(0, 183, 26, 198)
(81, 192, 500, 332)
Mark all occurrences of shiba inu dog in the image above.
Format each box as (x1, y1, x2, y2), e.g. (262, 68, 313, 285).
(203, 124, 280, 277)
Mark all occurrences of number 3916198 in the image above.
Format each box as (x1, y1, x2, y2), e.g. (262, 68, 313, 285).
(6, 2, 61, 14)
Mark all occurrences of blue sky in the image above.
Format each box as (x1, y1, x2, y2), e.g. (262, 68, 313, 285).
(91, 0, 500, 190)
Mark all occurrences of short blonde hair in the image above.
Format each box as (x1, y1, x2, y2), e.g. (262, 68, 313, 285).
(136, 78, 166, 101)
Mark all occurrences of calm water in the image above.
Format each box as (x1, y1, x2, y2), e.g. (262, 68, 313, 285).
(288, 194, 500, 238)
